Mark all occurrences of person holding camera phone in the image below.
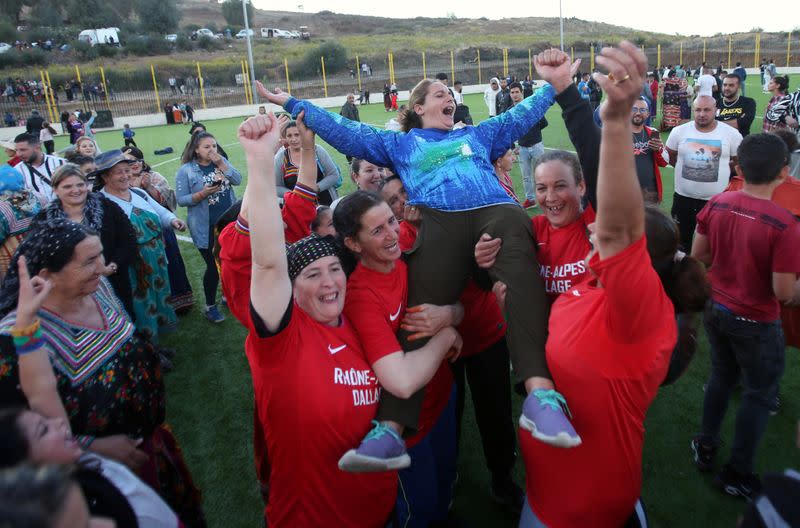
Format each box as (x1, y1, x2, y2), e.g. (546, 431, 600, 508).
(631, 97, 669, 203)
(176, 131, 242, 324)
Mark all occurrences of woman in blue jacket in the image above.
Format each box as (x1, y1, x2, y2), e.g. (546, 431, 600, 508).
(257, 59, 581, 470)
(175, 131, 242, 323)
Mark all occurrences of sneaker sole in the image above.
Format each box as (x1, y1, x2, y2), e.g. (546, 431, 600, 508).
(519, 415, 582, 448)
(690, 440, 714, 473)
(714, 477, 754, 499)
(338, 450, 411, 473)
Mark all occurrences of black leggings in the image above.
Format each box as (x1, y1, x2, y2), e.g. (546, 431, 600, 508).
(197, 247, 219, 307)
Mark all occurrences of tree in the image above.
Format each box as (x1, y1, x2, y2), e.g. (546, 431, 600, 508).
(29, 0, 63, 28)
(64, 0, 122, 27)
(134, 0, 180, 34)
(221, 0, 253, 28)
(0, 0, 28, 26)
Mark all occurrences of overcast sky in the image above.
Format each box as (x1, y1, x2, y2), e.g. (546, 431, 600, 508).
(252, 0, 799, 36)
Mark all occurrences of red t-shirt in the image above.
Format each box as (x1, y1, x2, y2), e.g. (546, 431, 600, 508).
(282, 184, 317, 244)
(697, 191, 800, 322)
(218, 216, 253, 328)
(344, 259, 453, 447)
(217, 217, 272, 488)
(724, 177, 800, 346)
(249, 303, 396, 527)
(521, 236, 676, 528)
(398, 221, 506, 357)
(532, 206, 595, 302)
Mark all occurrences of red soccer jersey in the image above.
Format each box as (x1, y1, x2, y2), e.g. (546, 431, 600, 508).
(249, 304, 396, 527)
(344, 259, 453, 447)
(521, 236, 676, 528)
(697, 191, 800, 322)
(398, 221, 506, 357)
(282, 183, 317, 244)
(532, 206, 595, 302)
(218, 216, 253, 328)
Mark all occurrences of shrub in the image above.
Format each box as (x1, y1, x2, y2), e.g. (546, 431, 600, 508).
(97, 44, 119, 58)
(126, 35, 171, 56)
(296, 41, 347, 78)
(74, 41, 99, 61)
(197, 36, 222, 51)
(0, 20, 16, 42)
(175, 34, 193, 52)
(16, 48, 48, 66)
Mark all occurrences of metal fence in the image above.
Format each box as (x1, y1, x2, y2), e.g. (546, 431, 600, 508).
(1, 34, 797, 125)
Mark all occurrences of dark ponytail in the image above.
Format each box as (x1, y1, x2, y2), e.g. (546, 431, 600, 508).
(332, 190, 385, 275)
(645, 205, 709, 314)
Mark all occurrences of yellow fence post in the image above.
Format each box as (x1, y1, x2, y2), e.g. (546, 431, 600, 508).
(422, 51, 426, 79)
(703, 39, 707, 63)
(38, 71, 54, 124)
(679, 42, 683, 65)
(74, 65, 82, 84)
(389, 52, 395, 85)
(196, 62, 206, 109)
(590, 46, 595, 71)
(570, 46, 574, 64)
(99, 66, 111, 111)
(240, 61, 248, 104)
(321, 56, 328, 98)
(528, 49, 532, 79)
(727, 36, 732, 69)
(657, 44, 661, 69)
(149, 65, 161, 113)
(787, 31, 792, 68)
(503, 48, 508, 77)
(44, 70, 57, 121)
(356, 55, 362, 93)
(754, 33, 761, 68)
(477, 49, 482, 85)
(450, 50, 455, 83)
(284, 58, 291, 95)
(245, 59, 254, 105)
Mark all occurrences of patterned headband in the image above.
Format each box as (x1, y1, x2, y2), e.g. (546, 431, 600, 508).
(286, 234, 340, 281)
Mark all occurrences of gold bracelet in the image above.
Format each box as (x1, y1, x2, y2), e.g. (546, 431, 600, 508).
(10, 318, 41, 337)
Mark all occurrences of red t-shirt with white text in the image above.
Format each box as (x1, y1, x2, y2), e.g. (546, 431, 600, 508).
(249, 304, 396, 527)
(532, 206, 595, 302)
(696, 191, 800, 321)
(344, 259, 453, 447)
(521, 236, 676, 528)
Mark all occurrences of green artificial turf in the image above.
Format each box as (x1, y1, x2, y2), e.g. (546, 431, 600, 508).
(52, 74, 800, 527)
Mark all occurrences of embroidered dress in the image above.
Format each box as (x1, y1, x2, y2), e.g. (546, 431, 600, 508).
(128, 206, 176, 341)
(0, 191, 46, 279)
(662, 77, 689, 129)
(0, 279, 206, 526)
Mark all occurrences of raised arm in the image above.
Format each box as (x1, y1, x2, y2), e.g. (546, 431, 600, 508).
(476, 83, 556, 160)
(593, 42, 648, 259)
(13, 256, 68, 423)
(537, 50, 601, 209)
(256, 82, 397, 168)
(242, 113, 292, 331)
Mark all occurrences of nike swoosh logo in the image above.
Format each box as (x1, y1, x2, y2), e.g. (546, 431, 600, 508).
(389, 304, 402, 322)
(328, 344, 346, 355)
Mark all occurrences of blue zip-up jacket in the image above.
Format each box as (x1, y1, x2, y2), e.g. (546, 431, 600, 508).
(284, 84, 555, 211)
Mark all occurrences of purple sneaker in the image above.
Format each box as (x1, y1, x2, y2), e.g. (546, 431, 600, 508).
(519, 389, 581, 448)
(338, 421, 411, 472)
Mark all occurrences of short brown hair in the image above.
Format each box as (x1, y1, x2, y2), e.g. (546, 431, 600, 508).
(51, 163, 87, 188)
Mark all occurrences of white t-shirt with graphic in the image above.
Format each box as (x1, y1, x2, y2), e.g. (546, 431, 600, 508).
(666, 121, 743, 200)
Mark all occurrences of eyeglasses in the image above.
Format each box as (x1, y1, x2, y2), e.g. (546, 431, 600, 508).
(631, 108, 649, 114)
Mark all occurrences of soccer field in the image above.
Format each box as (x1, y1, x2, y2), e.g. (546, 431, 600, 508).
(51, 75, 800, 527)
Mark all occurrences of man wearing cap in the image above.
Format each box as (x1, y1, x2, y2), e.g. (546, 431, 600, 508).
(13, 132, 66, 201)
